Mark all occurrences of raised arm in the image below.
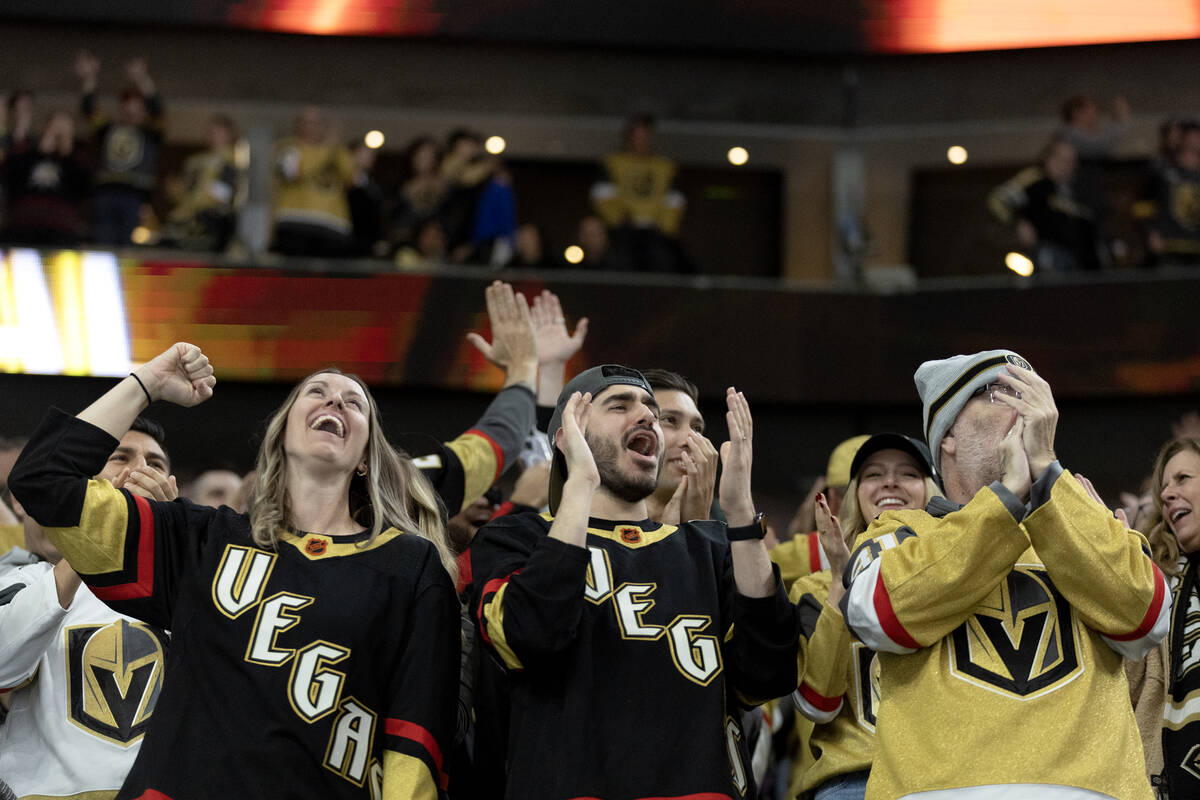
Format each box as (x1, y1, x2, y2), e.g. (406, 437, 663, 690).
(8, 344, 216, 627)
(529, 290, 588, 407)
(719, 388, 774, 598)
(76, 50, 103, 128)
(716, 388, 799, 701)
(415, 282, 538, 515)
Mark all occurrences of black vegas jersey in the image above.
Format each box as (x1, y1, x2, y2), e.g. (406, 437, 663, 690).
(11, 410, 461, 800)
(469, 512, 798, 800)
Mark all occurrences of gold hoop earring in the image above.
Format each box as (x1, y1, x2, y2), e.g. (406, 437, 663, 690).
(356, 467, 368, 477)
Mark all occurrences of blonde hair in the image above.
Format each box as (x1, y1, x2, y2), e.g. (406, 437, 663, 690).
(837, 474, 942, 547)
(247, 369, 456, 582)
(1143, 437, 1200, 576)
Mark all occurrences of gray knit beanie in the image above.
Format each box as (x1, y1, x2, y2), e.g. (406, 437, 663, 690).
(914, 349, 1034, 472)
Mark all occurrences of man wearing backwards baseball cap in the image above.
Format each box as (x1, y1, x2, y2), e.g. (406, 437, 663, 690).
(469, 365, 797, 800)
(841, 349, 1169, 800)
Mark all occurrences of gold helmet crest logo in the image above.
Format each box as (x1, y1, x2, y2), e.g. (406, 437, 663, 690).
(67, 619, 168, 745)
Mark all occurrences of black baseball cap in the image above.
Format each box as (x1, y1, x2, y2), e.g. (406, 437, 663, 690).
(848, 433, 935, 483)
(546, 365, 654, 514)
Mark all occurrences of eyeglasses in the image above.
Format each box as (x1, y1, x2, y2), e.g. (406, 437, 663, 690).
(971, 382, 1021, 403)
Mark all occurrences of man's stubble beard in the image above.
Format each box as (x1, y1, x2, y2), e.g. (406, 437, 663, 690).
(953, 426, 1005, 495)
(586, 430, 661, 504)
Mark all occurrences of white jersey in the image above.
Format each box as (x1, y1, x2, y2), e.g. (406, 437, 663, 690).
(0, 560, 168, 799)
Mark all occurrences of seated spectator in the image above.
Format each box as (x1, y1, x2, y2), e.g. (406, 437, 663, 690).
(2, 110, 90, 246)
(0, 418, 173, 800)
(591, 114, 687, 272)
(163, 114, 241, 252)
(510, 222, 555, 268)
(989, 135, 1103, 271)
(76, 51, 163, 246)
(576, 214, 620, 270)
(392, 136, 447, 250)
(1134, 121, 1200, 266)
(271, 106, 354, 257)
(394, 218, 447, 270)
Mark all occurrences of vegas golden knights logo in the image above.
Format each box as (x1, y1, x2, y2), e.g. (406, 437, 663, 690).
(948, 566, 1082, 699)
(65, 620, 168, 745)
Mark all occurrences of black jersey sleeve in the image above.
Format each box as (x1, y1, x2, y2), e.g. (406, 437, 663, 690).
(406, 384, 536, 517)
(9, 408, 216, 628)
(469, 513, 590, 670)
(381, 548, 460, 799)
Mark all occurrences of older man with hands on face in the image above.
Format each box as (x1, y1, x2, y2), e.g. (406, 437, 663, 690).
(841, 349, 1170, 800)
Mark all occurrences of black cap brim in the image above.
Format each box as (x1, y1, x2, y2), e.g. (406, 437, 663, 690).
(848, 433, 935, 483)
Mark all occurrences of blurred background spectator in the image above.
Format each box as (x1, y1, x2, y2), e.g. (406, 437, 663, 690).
(1, 91, 36, 158)
(347, 137, 387, 257)
(77, 51, 163, 246)
(990, 135, 1104, 272)
(591, 114, 687, 272)
(1, 110, 90, 246)
(1134, 120, 1200, 267)
(162, 114, 241, 252)
(271, 106, 354, 257)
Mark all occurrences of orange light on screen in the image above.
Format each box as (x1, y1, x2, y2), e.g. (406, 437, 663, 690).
(867, 0, 1200, 53)
(231, 0, 443, 37)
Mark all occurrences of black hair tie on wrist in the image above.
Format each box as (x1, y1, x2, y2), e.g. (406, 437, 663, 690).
(130, 373, 153, 405)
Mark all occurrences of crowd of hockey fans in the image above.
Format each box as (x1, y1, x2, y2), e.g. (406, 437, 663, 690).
(0, 279, 1197, 800)
(0, 54, 690, 273)
(6, 54, 1200, 276)
(989, 94, 1200, 273)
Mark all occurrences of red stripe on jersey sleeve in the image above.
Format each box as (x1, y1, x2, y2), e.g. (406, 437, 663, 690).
(465, 428, 505, 483)
(872, 572, 921, 651)
(798, 682, 843, 713)
(385, 718, 449, 789)
(92, 493, 156, 602)
(476, 571, 519, 647)
(455, 550, 473, 595)
(1106, 564, 1167, 641)
(490, 501, 515, 520)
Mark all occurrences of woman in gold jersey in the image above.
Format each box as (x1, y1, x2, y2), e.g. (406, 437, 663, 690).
(788, 433, 940, 800)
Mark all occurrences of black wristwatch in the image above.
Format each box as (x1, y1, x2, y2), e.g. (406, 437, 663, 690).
(726, 512, 767, 541)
